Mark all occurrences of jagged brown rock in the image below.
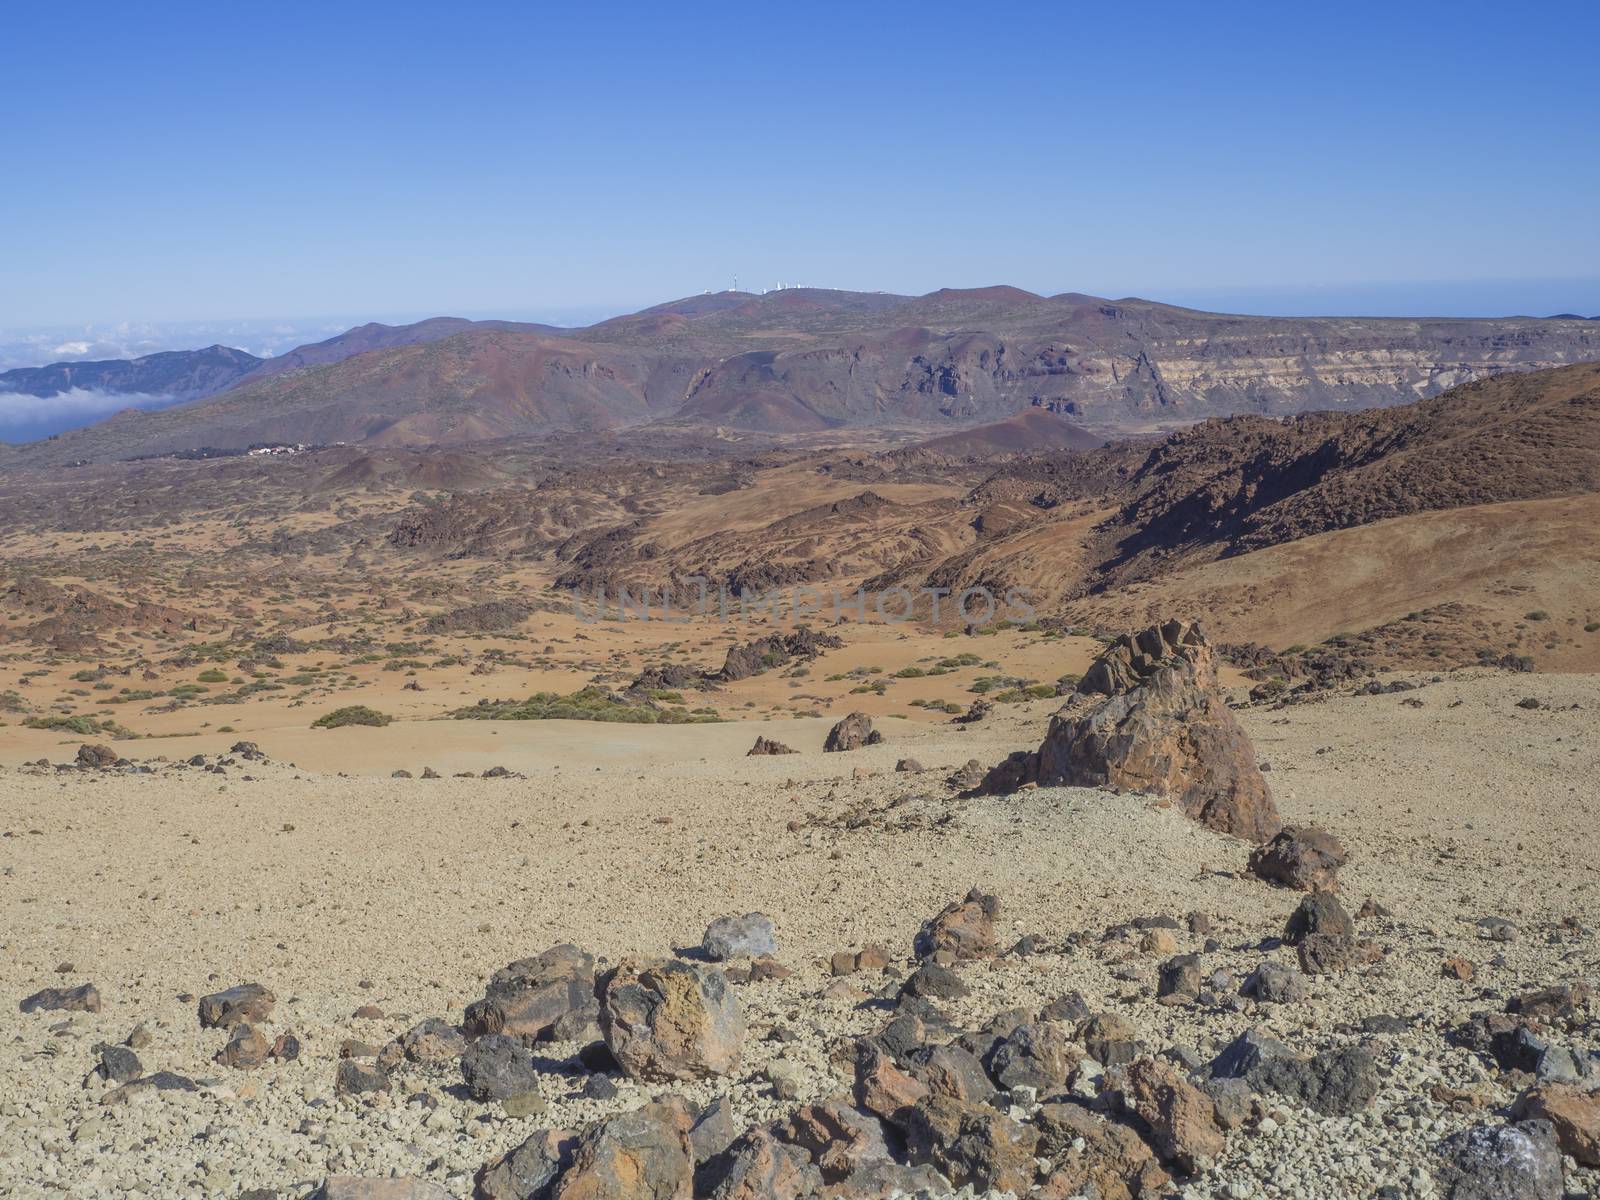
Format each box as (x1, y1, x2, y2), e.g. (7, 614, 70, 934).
(1248, 826, 1348, 891)
(823, 712, 881, 753)
(197, 983, 274, 1029)
(1114, 1057, 1226, 1173)
(1032, 620, 1281, 842)
(463, 944, 596, 1041)
(913, 889, 1000, 961)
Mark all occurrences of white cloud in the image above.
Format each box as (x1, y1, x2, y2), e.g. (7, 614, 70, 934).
(50, 341, 93, 357)
(0, 389, 180, 441)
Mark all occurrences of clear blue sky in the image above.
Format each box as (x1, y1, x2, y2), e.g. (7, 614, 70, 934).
(3, 0, 1598, 329)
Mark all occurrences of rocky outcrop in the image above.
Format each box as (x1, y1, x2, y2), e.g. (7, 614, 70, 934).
(979, 621, 1280, 842)
(823, 712, 881, 753)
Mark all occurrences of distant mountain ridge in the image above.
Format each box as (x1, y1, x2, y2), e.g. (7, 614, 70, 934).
(0, 345, 262, 401)
(6, 287, 1600, 464)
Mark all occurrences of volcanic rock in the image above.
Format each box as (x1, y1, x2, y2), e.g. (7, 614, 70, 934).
(1116, 1056, 1227, 1172)
(20, 983, 101, 1014)
(1513, 1084, 1600, 1165)
(464, 944, 596, 1040)
(598, 959, 744, 1081)
(1433, 1120, 1564, 1200)
(706, 1127, 820, 1200)
(461, 1033, 541, 1102)
(475, 1129, 579, 1200)
(551, 1101, 695, 1200)
(823, 712, 882, 752)
(1248, 825, 1348, 891)
(198, 982, 274, 1029)
(1034, 621, 1281, 842)
(701, 913, 777, 961)
(913, 888, 1000, 961)
(901, 1095, 1039, 1193)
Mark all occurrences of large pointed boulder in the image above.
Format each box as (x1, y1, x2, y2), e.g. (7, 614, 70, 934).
(1004, 620, 1280, 842)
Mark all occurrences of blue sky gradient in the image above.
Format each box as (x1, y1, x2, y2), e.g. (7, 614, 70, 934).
(3, 0, 1597, 333)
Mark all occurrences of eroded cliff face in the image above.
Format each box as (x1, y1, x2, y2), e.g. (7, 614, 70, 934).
(676, 306, 1600, 432)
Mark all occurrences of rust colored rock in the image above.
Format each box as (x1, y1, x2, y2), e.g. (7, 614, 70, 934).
(1037, 621, 1281, 843)
(552, 1101, 695, 1200)
(1116, 1057, 1226, 1173)
(1443, 956, 1477, 982)
(831, 945, 891, 976)
(746, 737, 798, 756)
(1034, 1102, 1171, 1200)
(1508, 982, 1594, 1021)
(598, 958, 744, 1082)
(773, 1101, 892, 1182)
(853, 1043, 928, 1124)
(914, 888, 1000, 961)
(76, 743, 118, 768)
(823, 712, 882, 753)
(1515, 1083, 1600, 1166)
(1249, 825, 1348, 891)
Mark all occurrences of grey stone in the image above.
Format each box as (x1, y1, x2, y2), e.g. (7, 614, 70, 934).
(1433, 1120, 1563, 1200)
(1241, 961, 1307, 1004)
(475, 1129, 577, 1200)
(701, 913, 777, 961)
(462, 1033, 541, 1102)
(96, 1043, 143, 1083)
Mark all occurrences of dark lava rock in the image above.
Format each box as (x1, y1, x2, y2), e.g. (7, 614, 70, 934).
(461, 1033, 541, 1102)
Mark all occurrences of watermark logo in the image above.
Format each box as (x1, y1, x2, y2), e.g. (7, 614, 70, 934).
(569, 579, 1035, 625)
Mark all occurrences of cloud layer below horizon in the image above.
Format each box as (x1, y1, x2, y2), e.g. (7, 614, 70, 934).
(0, 389, 181, 444)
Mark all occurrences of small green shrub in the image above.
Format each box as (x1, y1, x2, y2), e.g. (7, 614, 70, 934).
(312, 705, 393, 729)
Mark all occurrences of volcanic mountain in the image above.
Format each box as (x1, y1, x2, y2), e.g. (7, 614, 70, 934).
(6, 287, 1600, 464)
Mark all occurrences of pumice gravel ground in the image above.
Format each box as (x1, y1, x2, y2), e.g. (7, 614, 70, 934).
(0, 671, 1595, 1199)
